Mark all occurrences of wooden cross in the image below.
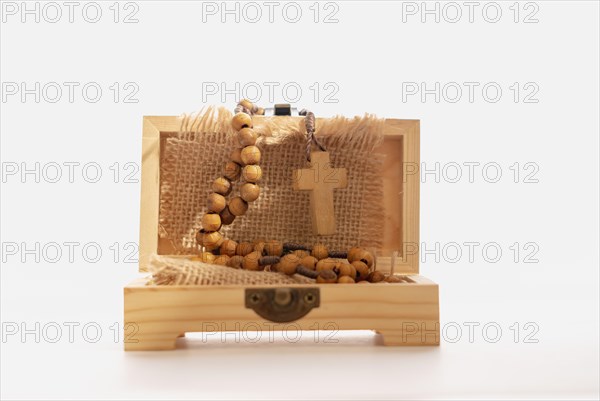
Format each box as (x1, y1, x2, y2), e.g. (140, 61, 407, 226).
(293, 151, 347, 235)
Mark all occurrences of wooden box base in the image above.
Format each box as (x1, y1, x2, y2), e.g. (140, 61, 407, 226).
(124, 275, 440, 350)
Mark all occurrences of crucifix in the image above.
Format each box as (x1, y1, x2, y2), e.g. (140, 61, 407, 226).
(293, 151, 348, 235)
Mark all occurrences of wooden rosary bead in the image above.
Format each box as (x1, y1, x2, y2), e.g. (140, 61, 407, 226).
(231, 112, 252, 131)
(299, 255, 318, 270)
(219, 209, 236, 229)
(219, 206, 236, 225)
(240, 183, 260, 202)
(338, 276, 356, 284)
(367, 270, 385, 283)
(220, 239, 238, 257)
(207, 193, 227, 213)
(191, 251, 216, 264)
(293, 250, 311, 259)
(227, 255, 245, 269)
(239, 99, 254, 110)
(229, 196, 248, 216)
(316, 269, 337, 284)
(236, 242, 254, 256)
(347, 247, 363, 263)
(212, 177, 232, 196)
(265, 240, 284, 256)
(312, 244, 329, 260)
(230, 148, 244, 165)
(238, 128, 258, 147)
(242, 251, 262, 271)
(274, 254, 301, 275)
(316, 258, 337, 272)
(196, 230, 223, 251)
(242, 165, 262, 182)
(351, 261, 370, 281)
(358, 250, 374, 268)
(241, 145, 261, 165)
(224, 161, 241, 181)
(253, 241, 266, 255)
(214, 255, 230, 266)
(256, 107, 265, 115)
(201, 213, 221, 232)
(335, 262, 357, 279)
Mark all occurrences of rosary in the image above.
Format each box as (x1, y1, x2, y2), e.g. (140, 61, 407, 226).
(195, 100, 401, 284)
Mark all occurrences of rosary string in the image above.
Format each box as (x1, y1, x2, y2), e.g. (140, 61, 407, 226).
(299, 109, 326, 162)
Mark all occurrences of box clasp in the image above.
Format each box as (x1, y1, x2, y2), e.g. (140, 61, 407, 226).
(245, 287, 320, 323)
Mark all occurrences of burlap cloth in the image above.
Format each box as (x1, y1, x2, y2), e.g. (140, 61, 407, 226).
(149, 255, 314, 285)
(150, 106, 386, 285)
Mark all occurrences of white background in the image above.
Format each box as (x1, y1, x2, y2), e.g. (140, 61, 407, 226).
(1, 1, 599, 399)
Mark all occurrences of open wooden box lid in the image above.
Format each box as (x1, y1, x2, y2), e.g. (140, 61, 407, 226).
(139, 116, 420, 275)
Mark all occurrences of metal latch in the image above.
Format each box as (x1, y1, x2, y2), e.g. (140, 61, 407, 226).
(263, 103, 299, 116)
(245, 287, 320, 323)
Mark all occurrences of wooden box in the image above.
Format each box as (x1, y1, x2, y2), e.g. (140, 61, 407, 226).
(124, 115, 440, 350)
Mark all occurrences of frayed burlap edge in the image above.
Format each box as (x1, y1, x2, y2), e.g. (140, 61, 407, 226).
(148, 254, 314, 286)
(178, 106, 386, 149)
